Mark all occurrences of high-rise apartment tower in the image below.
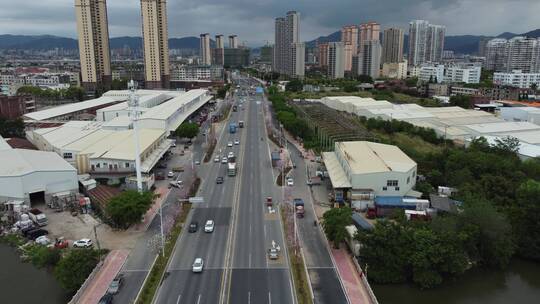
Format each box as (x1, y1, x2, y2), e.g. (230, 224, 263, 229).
(140, 0, 170, 89)
(75, 0, 112, 92)
(274, 11, 304, 78)
(200, 33, 212, 65)
(382, 28, 404, 64)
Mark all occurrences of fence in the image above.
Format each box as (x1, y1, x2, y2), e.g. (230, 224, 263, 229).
(352, 257, 379, 304)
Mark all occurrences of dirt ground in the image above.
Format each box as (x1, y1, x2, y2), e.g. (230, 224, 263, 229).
(43, 209, 143, 250)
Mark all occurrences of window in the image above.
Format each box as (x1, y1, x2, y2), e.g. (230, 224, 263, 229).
(387, 180, 398, 187)
(395, 187, 400, 191)
(63, 152, 73, 159)
(413, 171, 416, 178)
(125, 163, 130, 168)
(383, 186, 387, 191)
(407, 177, 410, 184)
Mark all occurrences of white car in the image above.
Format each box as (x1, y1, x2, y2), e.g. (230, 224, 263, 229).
(227, 141, 233, 147)
(287, 177, 294, 187)
(192, 258, 204, 273)
(204, 220, 215, 233)
(73, 238, 93, 248)
(222, 157, 228, 164)
(228, 152, 234, 159)
(214, 156, 220, 163)
(234, 139, 240, 145)
(167, 171, 174, 178)
(35, 235, 50, 245)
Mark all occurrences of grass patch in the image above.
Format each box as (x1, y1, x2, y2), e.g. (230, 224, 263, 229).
(203, 138, 217, 163)
(276, 166, 292, 186)
(0, 233, 27, 247)
(136, 177, 200, 304)
(280, 207, 313, 304)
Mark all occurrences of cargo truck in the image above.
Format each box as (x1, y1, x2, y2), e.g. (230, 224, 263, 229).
(28, 208, 48, 226)
(228, 162, 237, 176)
(293, 198, 305, 218)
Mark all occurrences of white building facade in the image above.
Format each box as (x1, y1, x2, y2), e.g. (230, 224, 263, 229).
(494, 70, 540, 88)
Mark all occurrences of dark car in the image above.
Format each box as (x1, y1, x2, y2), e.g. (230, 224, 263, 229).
(107, 274, 124, 294)
(20, 225, 36, 237)
(216, 176, 224, 184)
(157, 163, 167, 169)
(27, 228, 49, 240)
(188, 221, 199, 233)
(98, 293, 113, 304)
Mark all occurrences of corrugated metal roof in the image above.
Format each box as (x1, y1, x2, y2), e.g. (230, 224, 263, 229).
(140, 89, 208, 121)
(0, 135, 11, 150)
(0, 149, 76, 176)
(336, 141, 416, 174)
(322, 152, 352, 188)
(24, 96, 124, 121)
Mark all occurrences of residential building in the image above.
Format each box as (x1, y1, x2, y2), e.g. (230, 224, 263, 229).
(358, 40, 381, 78)
(291, 43, 305, 79)
(200, 33, 212, 65)
(486, 37, 540, 72)
(74, 0, 112, 92)
(322, 141, 417, 204)
(382, 28, 404, 64)
(215, 34, 224, 49)
(274, 11, 303, 78)
(408, 20, 446, 66)
(382, 61, 407, 79)
(171, 65, 224, 82)
(450, 86, 479, 96)
(328, 42, 345, 79)
(341, 25, 359, 72)
(418, 63, 481, 84)
(0, 95, 35, 119)
(494, 70, 540, 89)
(228, 35, 239, 49)
(359, 22, 380, 44)
(224, 48, 251, 68)
(140, 0, 170, 89)
(260, 45, 273, 64)
(318, 43, 329, 68)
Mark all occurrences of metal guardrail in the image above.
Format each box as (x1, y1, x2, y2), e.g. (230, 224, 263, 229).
(68, 259, 105, 304)
(352, 257, 379, 304)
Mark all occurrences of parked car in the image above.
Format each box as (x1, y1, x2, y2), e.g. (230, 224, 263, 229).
(227, 141, 233, 147)
(157, 163, 167, 169)
(107, 274, 124, 294)
(204, 220, 215, 233)
(73, 238, 93, 248)
(98, 293, 113, 304)
(216, 176, 224, 184)
(35, 235, 50, 245)
(195, 160, 201, 165)
(26, 228, 49, 240)
(54, 237, 69, 249)
(188, 221, 199, 233)
(192, 258, 204, 273)
(155, 172, 165, 180)
(169, 181, 182, 188)
(167, 171, 174, 178)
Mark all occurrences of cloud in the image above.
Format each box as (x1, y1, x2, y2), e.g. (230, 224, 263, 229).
(0, 0, 538, 46)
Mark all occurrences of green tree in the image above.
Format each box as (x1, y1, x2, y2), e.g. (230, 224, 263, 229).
(106, 191, 156, 229)
(0, 116, 25, 138)
(175, 122, 200, 139)
(322, 207, 352, 248)
(27, 245, 61, 269)
(111, 79, 128, 90)
(285, 79, 303, 92)
(513, 180, 540, 260)
(356, 74, 374, 83)
(449, 95, 472, 108)
(54, 249, 100, 293)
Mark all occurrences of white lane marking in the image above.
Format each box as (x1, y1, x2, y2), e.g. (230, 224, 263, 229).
(196, 294, 202, 304)
(248, 291, 251, 304)
(263, 225, 267, 237)
(249, 252, 252, 268)
(176, 294, 182, 304)
(268, 292, 272, 304)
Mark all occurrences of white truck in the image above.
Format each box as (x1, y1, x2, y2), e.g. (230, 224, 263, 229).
(28, 208, 48, 227)
(228, 162, 237, 177)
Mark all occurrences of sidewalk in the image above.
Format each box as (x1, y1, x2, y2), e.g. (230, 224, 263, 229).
(134, 186, 170, 232)
(77, 249, 129, 304)
(332, 248, 372, 304)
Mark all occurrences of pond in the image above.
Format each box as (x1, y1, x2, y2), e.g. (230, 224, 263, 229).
(0, 243, 70, 304)
(372, 259, 540, 304)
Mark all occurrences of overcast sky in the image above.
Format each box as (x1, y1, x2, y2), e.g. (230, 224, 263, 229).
(0, 0, 539, 45)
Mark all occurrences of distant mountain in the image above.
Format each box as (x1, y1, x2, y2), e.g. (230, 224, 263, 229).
(0, 34, 205, 50)
(305, 28, 540, 55)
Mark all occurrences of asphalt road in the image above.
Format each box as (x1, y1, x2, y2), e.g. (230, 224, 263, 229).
(153, 77, 295, 304)
(225, 79, 295, 304)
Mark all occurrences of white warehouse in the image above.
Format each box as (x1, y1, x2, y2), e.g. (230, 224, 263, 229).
(0, 136, 78, 206)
